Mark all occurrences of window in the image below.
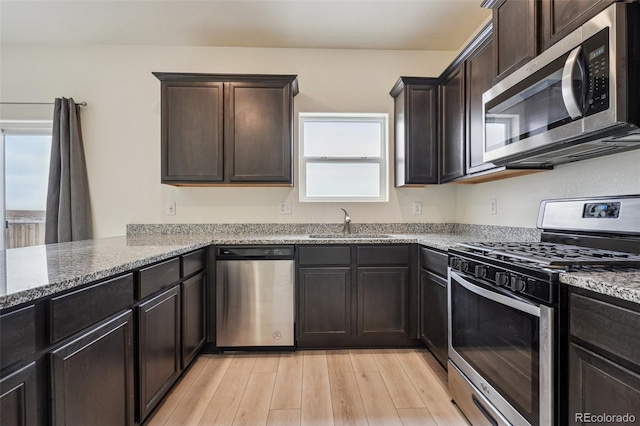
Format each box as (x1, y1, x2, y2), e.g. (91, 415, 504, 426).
(299, 113, 388, 202)
(1, 121, 52, 249)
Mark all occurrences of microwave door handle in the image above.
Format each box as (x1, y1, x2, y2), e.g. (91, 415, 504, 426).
(561, 46, 583, 119)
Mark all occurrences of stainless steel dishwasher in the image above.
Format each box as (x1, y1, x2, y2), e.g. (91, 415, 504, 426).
(216, 246, 294, 349)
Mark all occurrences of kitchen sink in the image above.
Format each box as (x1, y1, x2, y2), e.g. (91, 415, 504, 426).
(308, 234, 392, 239)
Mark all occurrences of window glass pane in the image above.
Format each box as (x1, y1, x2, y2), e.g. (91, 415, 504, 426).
(306, 162, 380, 198)
(303, 121, 381, 157)
(5, 134, 51, 248)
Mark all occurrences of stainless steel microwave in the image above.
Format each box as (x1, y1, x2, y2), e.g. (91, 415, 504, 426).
(482, 3, 640, 167)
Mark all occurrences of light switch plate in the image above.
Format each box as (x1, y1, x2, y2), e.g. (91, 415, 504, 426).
(490, 198, 498, 215)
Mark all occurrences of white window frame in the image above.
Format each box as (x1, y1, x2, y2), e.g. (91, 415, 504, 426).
(299, 112, 389, 202)
(1, 120, 53, 250)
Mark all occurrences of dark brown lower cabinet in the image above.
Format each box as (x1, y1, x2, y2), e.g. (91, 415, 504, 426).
(0, 362, 37, 426)
(297, 245, 417, 348)
(357, 267, 409, 337)
(137, 285, 181, 421)
(298, 267, 352, 340)
(419, 269, 448, 367)
(181, 272, 206, 369)
(569, 343, 640, 425)
(50, 310, 134, 426)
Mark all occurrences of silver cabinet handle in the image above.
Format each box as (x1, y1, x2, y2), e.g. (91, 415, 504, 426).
(561, 46, 583, 119)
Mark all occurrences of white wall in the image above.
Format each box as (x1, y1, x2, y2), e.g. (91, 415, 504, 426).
(2, 44, 639, 237)
(455, 150, 640, 227)
(1, 44, 457, 237)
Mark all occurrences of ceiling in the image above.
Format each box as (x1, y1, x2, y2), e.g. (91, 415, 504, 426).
(0, 0, 491, 51)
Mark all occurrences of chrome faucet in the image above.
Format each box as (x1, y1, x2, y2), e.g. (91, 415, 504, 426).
(341, 208, 351, 234)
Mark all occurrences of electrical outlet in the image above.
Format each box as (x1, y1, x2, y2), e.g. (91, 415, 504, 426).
(278, 201, 292, 215)
(166, 202, 176, 216)
(413, 201, 422, 215)
(490, 198, 498, 215)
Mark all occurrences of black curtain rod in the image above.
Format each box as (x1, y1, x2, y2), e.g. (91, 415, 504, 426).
(0, 101, 88, 107)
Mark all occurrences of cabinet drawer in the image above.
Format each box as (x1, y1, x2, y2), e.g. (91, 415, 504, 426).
(0, 305, 36, 369)
(570, 292, 640, 366)
(420, 247, 448, 277)
(298, 246, 351, 265)
(50, 274, 134, 343)
(137, 258, 180, 299)
(182, 249, 207, 277)
(357, 246, 409, 265)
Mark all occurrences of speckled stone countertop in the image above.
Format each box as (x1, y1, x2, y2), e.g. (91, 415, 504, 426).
(4, 223, 638, 310)
(560, 271, 640, 305)
(0, 235, 212, 310)
(0, 224, 538, 310)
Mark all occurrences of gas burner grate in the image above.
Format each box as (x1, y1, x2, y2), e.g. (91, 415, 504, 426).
(457, 242, 640, 269)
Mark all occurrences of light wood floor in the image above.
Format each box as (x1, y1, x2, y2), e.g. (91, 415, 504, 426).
(147, 349, 469, 426)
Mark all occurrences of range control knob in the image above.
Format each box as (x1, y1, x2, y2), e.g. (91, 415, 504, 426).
(474, 265, 487, 279)
(509, 276, 525, 292)
(449, 258, 460, 269)
(459, 261, 469, 273)
(495, 271, 508, 287)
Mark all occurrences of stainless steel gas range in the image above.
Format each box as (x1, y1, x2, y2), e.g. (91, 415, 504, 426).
(447, 195, 640, 426)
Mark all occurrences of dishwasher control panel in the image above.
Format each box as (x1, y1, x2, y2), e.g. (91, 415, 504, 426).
(217, 246, 294, 260)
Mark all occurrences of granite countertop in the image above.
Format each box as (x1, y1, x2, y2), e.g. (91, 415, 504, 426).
(0, 235, 212, 309)
(560, 271, 640, 305)
(2, 224, 638, 310)
(0, 228, 520, 310)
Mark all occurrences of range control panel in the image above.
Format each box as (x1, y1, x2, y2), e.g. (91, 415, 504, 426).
(583, 202, 621, 218)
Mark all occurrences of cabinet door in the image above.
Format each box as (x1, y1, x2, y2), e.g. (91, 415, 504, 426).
(181, 272, 206, 369)
(440, 64, 466, 183)
(224, 81, 293, 184)
(568, 343, 640, 425)
(137, 286, 181, 421)
(540, 0, 614, 52)
(466, 36, 496, 175)
(494, 0, 538, 82)
(0, 362, 37, 426)
(357, 267, 409, 337)
(395, 83, 439, 186)
(161, 81, 224, 183)
(298, 268, 352, 339)
(50, 310, 134, 426)
(420, 270, 448, 368)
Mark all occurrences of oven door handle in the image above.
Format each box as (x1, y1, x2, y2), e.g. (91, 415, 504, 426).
(450, 270, 541, 317)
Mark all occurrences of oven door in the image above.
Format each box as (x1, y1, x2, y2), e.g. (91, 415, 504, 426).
(448, 269, 554, 426)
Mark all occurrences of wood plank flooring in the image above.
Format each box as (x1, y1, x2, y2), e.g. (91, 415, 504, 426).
(148, 349, 468, 426)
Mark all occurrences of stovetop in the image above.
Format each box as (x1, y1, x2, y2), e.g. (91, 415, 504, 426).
(457, 241, 640, 269)
(448, 241, 640, 305)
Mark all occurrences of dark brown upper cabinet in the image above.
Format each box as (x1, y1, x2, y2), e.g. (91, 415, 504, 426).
(485, 0, 539, 82)
(465, 28, 495, 176)
(484, 0, 616, 82)
(390, 77, 440, 186)
(440, 64, 466, 183)
(153, 73, 298, 186)
(540, 0, 615, 51)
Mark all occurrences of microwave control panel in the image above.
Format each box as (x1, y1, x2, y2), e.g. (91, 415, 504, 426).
(584, 28, 610, 117)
